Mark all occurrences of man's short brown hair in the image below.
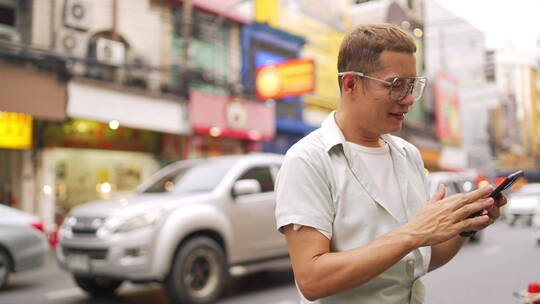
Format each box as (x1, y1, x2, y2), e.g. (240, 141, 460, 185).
(337, 23, 416, 89)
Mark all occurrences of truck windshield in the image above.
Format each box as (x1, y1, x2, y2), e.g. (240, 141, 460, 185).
(141, 157, 240, 194)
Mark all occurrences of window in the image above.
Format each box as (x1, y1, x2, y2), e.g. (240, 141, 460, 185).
(0, 5, 15, 27)
(238, 167, 274, 193)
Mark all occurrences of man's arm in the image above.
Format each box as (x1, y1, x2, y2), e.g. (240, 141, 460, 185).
(429, 236, 467, 271)
(284, 224, 419, 301)
(285, 185, 495, 301)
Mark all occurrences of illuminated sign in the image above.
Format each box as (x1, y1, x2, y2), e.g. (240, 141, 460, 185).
(255, 58, 315, 100)
(0, 111, 32, 149)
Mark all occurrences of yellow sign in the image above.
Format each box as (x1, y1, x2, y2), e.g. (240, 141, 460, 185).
(0, 111, 32, 149)
(255, 0, 346, 110)
(256, 59, 315, 100)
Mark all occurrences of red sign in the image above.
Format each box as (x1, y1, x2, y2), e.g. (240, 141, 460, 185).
(435, 72, 460, 146)
(255, 59, 315, 100)
(189, 91, 275, 141)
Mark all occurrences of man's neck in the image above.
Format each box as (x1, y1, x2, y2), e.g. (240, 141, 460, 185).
(334, 110, 382, 148)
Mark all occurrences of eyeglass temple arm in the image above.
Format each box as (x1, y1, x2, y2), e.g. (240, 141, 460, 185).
(338, 72, 393, 85)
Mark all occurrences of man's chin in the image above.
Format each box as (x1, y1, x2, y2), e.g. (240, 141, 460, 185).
(387, 121, 404, 133)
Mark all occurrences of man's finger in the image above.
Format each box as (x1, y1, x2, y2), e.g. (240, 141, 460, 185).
(487, 206, 500, 224)
(458, 214, 490, 232)
(428, 184, 446, 203)
(496, 194, 507, 207)
(454, 197, 494, 221)
(462, 185, 494, 202)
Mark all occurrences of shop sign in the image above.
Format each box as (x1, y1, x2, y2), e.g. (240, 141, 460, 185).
(255, 0, 345, 109)
(255, 58, 315, 100)
(0, 111, 32, 149)
(190, 91, 275, 140)
(435, 72, 461, 146)
(42, 119, 160, 153)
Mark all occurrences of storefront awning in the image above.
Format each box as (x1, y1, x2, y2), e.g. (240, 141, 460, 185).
(0, 62, 67, 121)
(67, 80, 190, 135)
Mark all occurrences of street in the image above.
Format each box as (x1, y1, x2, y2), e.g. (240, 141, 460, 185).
(1, 220, 538, 304)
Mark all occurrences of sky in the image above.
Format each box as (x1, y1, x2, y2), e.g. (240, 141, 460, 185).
(435, 0, 540, 52)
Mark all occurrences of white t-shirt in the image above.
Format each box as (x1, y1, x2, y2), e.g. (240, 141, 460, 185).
(293, 139, 408, 233)
(347, 140, 407, 224)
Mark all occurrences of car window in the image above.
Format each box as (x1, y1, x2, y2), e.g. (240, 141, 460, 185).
(237, 166, 274, 193)
(142, 158, 240, 194)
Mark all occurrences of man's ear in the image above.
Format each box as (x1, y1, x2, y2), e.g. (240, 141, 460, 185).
(342, 75, 357, 94)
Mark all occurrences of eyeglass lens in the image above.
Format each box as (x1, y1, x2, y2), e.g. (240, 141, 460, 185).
(390, 78, 425, 101)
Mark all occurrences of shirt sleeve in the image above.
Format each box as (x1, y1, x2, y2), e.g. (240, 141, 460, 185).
(275, 152, 334, 239)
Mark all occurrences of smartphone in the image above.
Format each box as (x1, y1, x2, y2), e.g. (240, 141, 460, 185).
(460, 170, 524, 237)
(488, 170, 524, 198)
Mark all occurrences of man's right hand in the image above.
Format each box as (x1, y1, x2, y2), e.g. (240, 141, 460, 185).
(400, 184, 495, 247)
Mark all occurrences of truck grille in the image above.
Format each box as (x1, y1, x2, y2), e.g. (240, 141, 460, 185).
(71, 216, 106, 236)
(62, 247, 109, 260)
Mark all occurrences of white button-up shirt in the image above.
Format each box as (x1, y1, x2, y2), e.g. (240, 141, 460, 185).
(275, 112, 431, 304)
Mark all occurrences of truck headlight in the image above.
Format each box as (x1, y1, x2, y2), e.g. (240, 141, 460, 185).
(109, 208, 164, 234)
(59, 215, 76, 238)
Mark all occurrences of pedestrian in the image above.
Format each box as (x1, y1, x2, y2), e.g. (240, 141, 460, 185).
(275, 23, 506, 304)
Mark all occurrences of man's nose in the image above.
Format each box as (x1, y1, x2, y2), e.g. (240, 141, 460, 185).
(397, 91, 415, 105)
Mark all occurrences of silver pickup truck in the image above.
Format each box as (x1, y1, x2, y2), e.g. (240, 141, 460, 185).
(57, 153, 288, 304)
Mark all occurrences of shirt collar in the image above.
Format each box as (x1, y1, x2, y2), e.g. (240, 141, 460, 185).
(321, 111, 407, 157)
(321, 111, 347, 152)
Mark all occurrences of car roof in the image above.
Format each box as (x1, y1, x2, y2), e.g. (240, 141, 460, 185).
(163, 153, 283, 171)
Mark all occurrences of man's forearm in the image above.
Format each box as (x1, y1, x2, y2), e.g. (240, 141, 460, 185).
(428, 235, 467, 271)
(293, 228, 421, 300)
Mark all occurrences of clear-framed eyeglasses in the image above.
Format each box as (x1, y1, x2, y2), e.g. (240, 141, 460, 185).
(338, 71, 427, 102)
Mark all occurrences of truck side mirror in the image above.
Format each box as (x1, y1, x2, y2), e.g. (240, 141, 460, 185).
(232, 179, 261, 197)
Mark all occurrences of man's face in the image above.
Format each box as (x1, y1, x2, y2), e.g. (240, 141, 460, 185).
(351, 51, 417, 136)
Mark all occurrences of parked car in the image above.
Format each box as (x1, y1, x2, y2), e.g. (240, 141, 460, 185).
(0, 205, 49, 290)
(505, 183, 540, 226)
(426, 170, 483, 242)
(57, 153, 287, 304)
(532, 204, 540, 245)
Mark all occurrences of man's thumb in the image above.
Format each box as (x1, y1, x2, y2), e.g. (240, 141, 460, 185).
(430, 184, 446, 202)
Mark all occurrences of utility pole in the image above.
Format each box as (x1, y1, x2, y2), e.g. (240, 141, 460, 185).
(112, 0, 118, 41)
(180, 0, 193, 99)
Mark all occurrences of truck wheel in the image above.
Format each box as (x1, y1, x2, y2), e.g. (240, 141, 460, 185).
(0, 249, 11, 290)
(166, 236, 227, 304)
(73, 275, 123, 296)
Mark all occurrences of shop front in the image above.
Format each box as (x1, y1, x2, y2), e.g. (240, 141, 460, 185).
(35, 79, 190, 230)
(0, 61, 68, 216)
(0, 111, 33, 212)
(189, 90, 275, 157)
(39, 118, 163, 228)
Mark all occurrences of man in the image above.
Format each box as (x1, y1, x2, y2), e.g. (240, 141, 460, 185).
(275, 24, 505, 304)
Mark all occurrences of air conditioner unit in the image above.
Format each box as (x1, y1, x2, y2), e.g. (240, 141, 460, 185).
(64, 0, 92, 31)
(96, 38, 126, 66)
(56, 29, 88, 57)
(0, 26, 21, 43)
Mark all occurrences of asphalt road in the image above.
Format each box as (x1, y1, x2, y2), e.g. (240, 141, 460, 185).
(1, 220, 537, 304)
